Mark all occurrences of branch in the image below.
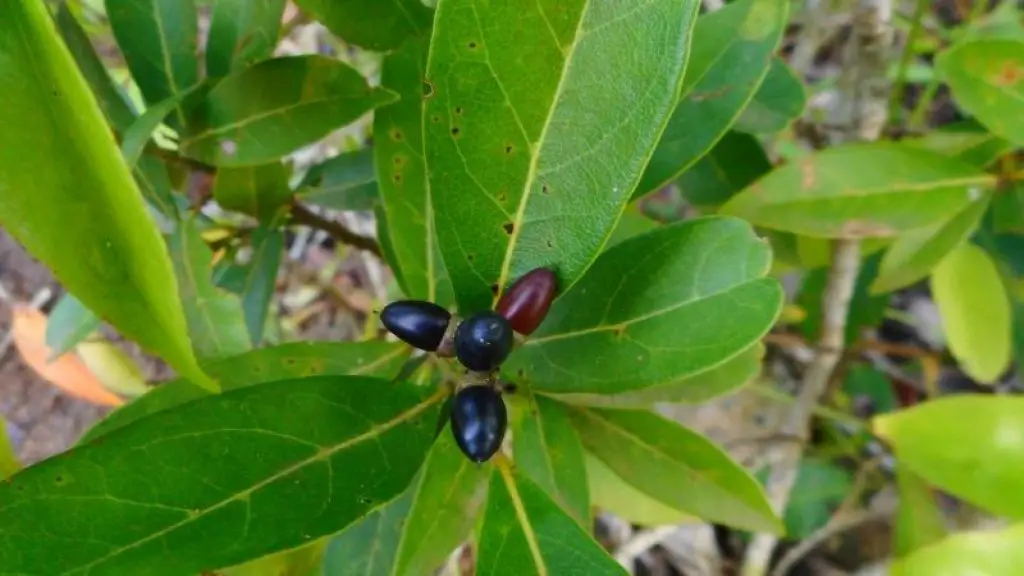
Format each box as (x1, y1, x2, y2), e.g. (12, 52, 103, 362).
(289, 202, 383, 258)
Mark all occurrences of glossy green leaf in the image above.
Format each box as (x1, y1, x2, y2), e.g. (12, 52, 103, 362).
(322, 487, 414, 576)
(45, 292, 102, 359)
(930, 242, 1012, 383)
(105, 0, 198, 130)
(292, 0, 434, 52)
(206, 0, 286, 78)
(937, 38, 1024, 147)
(213, 161, 293, 224)
(179, 55, 397, 167)
(568, 407, 782, 534)
(733, 57, 806, 134)
(634, 0, 788, 200)
(297, 148, 380, 212)
(0, 0, 211, 391)
(871, 193, 991, 294)
(992, 183, 1024, 234)
(676, 130, 772, 211)
(800, 252, 889, 345)
(477, 465, 627, 576)
(874, 394, 1024, 519)
(720, 143, 996, 239)
(0, 376, 443, 574)
(586, 453, 695, 526)
(240, 227, 283, 345)
(426, 0, 700, 312)
(894, 462, 947, 559)
(377, 35, 453, 307)
(504, 217, 782, 395)
(512, 393, 590, 526)
(908, 120, 1014, 169)
(892, 522, 1024, 576)
(783, 457, 852, 539)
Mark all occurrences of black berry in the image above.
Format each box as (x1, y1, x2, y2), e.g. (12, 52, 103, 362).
(454, 311, 514, 372)
(380, 300, 451, 351)
(450, 385, 507, 463)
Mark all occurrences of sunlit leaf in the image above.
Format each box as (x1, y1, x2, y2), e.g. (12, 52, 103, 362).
(45, 293, 101, 359)
(586, 453, 696, 527)
(937, 37, 1024, 147)
(894, 462, 947, 559)
(892, 522, 1024, 576)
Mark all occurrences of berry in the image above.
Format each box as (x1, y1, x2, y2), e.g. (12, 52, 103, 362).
(380, 300, 451, 351)
(450, 385, 507, 462)
(495, 267, 558, 335)
(454, 311, 514, 372)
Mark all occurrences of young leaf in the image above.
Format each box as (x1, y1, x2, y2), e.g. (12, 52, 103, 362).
(512, 393, 591, 526)
(930, 242, 1012, 383)
(0, 376, 444, 574)
(893, 462, 947, 559)
(586, 453, 696, 527)
(239, 227, 283, 345)
(873, 394, 1024, 519)
(504, 217, 781, 395)
(937, 38, 1024, 147)
(213, 161, 293, 224)
(871, 193, 991, 294)
(45, 292, 102, 359)
(105, 0, 199, 130)
(719, 143, 996, 238)
(82, 340, 411, 442)
(477, 464, 627, 576)
(292, 0, 434, 52)
(567, 407, 783, 534)
(179, 55, 397, 167)
(676, 130, 773, 211)
(0, 0, 212, 391)
(206, 0, 286, 78)
(376, 34, 454, 307)
(891, 523, 1024, 576)
(733, 57, 807, 134)
(297, 148, 380, 212)
(635, 0, 789, 200)
(425, 0, 701, 312)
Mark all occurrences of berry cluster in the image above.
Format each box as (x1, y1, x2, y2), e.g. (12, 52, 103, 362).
(380, 268, 558, 463)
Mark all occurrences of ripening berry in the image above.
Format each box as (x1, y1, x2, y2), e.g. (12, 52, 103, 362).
(450, 385, 507, 463)
(380, 300, 451, 351)
(454, 311, 514, 372)
(495, 267, 558, 335)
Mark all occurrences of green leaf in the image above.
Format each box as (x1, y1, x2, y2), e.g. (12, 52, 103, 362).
(376, 35, 453, 307)
(0, 376, 444, 574)
(222, 540, 326, 576)
(843, 364, 897, 415)
(783, 457, 852, 539)
(892, 522, 1024, 576)
(607, 203, 660, 248)
(676, 130, 772, 211)
(930, 242, 1012, 383)
(179, 55, 397, 167)
(504, 217, 781, 395)
(719, 143, 997, 238)
(511, 393, 590, 526)
(120, 88, 197, 170)
(297, 148, 380, 212)
(45, 292, 102, 359)
(105, 0, 199, 130)
(375, 204, 408, 296)
(206, 0, 286, 78)
(240, 227, 283, 345)
(568, 407, 782, 534)
(937, 38, 1024, 147)
(0, 0, 212, 392)
(322, 487, 414, 576)
(873, 394, 1024, 519)
(908, 120, 1015, 169)
(800, 252, 889, 345)
(292, 0, 434, 52)
(893, 462, 947, 559)
(477, 465, 627, 576)
(733, 57, 807, 134)
(992, 183, 1024, 234)
(213, 161, 293, 224)
(426, 0, 701, 312)
(585, 453, 695, 526)
(633, 0, 788, 200)
(871, 193, 991, 294)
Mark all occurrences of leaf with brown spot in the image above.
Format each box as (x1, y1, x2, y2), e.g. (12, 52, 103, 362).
(938, 38, 1024, 147)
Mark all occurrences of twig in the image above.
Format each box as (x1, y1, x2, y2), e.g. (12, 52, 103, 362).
(764, 332, 939, 360)
(289, 203, 383, 258)
(770, 501, 897, 576)
(614, 526, 679, 569)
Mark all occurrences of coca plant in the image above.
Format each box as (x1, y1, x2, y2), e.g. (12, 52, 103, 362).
(1, 0, 1021, 574)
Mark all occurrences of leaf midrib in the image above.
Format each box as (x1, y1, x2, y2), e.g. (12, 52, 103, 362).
(498, 465, 548, 576)
(145, 0, 187, 128)
(748, 174, 996, 206)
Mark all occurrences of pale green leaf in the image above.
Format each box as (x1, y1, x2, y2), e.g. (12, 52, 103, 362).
(0, 416, 20, 480)
(894, 462, 947, 559)
(206, 0, 286, 78)
(892, 522, 1024, 576)
(120, 88, 197, 170)
(937, 38, 1024, 147)
(213, 161, 293, 224)
(586, 453, 696, 527)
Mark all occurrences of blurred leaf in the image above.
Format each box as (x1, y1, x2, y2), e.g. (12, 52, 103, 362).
(894, 462, 947, 559)
(120, 88, 197, 169)
(908, 120, 1014, 169)
(206, 0, 286, 78)
(930, 242, 1012, 383)
(213, 161, 293, 224)
(843, 364, 897, 415)
(734, 57, 806, 134)
(0, 417, 19, 480)
(477, 465, 627, 576)
(586, 453, 696, 526)
(505, 218, 781, 395)
(800, 252, 889, 345)
(720, 143, 996, 238)
(512, 393, 590, 526)
(676, 131, 773, 210)
(892, 522, 1024, 576)
(0, 1, 212, 391)
(1014, 301, 1024, 379)
(239, 227, 283, 345)
(222, 540, 325, 576)
(426, 0, 700, 312)
(45, 293, 101, 359)
(992, 183, 1024, 234)
(874, 394, 1024, 519)
(937, 38, 1024, 147)
(376, 35, 453, 307)
(179, 55, 397, 167)
(0, 376, 443, 574)
(607, 203, 660, 248)
(292, 0, 433, 52)
(105, 0, 198, 130)
(635, 0, 789, 199)
(783, 457, 852, 539)
(871, 193, 991, 294)
(75, 339, 151, 399)
(297, 148, 380, 212)
(568, 407, 782, 534)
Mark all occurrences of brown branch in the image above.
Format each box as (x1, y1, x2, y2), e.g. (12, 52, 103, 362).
(764, 332, 939, 360)
(289, 202, 383, 258)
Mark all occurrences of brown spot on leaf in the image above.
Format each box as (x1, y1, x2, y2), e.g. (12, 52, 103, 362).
(502, 222, 514, 235)
(422, 80, 435, 98)
(451, 127, 461, 137)
(455, 106, 463, 115)
(840, 220, 895, 238)
(801, 158, 816, 190)
(390, 130, 403, 142)
(468, 41, 479, 49)
(431, 115, 441, 123)
(490, 283, 499, 295)
(497, 191, 507, 202)
(993, 60, 1024, 87)
(467, 253, 476, 262)
(545, 239, 554, 249)
(393, 173, 403, 183)
(504, 144, 513, 154)
(541, 184, 550, 194)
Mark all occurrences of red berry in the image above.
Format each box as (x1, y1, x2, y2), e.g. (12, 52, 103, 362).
(495, 267, 557, 335)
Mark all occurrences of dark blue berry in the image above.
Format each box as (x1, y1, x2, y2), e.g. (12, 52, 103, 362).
(380, 300, 451, 351)
(454, 311, 514, 372)
(450, 385, 507, 463)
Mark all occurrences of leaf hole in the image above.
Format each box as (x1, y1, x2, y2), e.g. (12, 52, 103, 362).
(490, 283, 499, 296)
(220, 139, 238, 156)
(431, 115, 441, 124)
(54, 475, 65, 485)
(502, 222, 514, 235)
(504, 144, 513, 155)
(451, 127, 461, 137)
(541, 184, 549, 194)
(455, 106, 463, 115)
(422, 80, 435, 98)
(497, 191, 507, 202)
(503, 383, 518, 394)
(284, 358, 297, 367)
(545, 239, 554, 249)
(467, 253, 476, 262)
(467, 41, 479, 49)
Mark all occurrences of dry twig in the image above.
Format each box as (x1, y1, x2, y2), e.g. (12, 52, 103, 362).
(289, 203, 383, 258)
